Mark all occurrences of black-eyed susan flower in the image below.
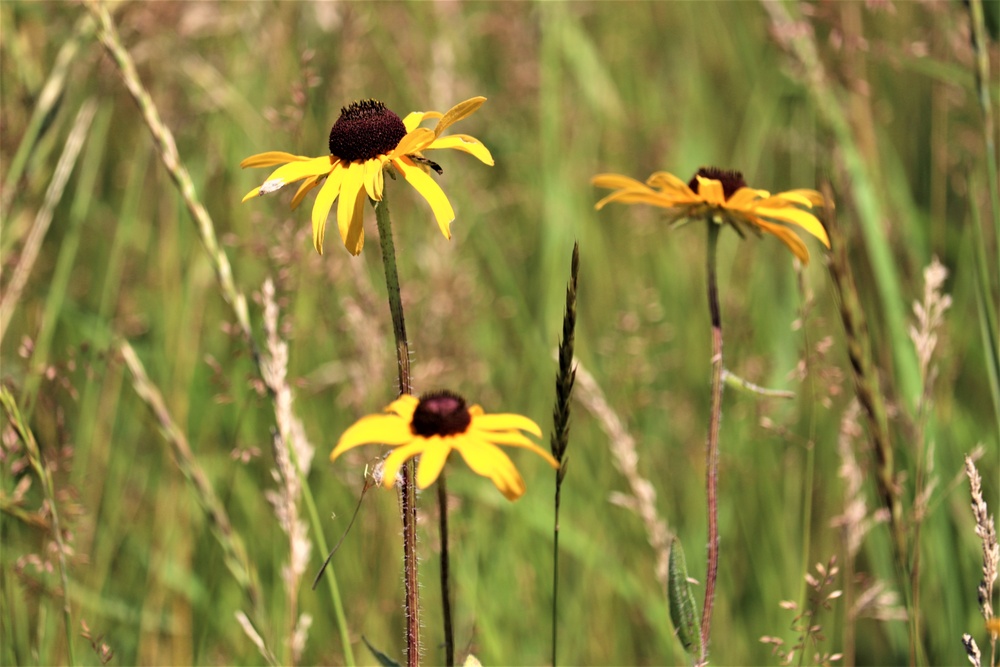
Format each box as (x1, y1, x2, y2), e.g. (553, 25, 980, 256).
(242, 97, 493, 256)
(592, 167, 831, 263)
(331, 392, 559, 501)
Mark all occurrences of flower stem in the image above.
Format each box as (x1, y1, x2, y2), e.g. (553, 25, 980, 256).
(437, 473, 454, 667)
(700, 222, 724, 664)
(374, 195, 420, 667)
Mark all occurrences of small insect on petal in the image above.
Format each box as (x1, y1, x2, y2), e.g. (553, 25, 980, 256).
(259, 179, 286, 195)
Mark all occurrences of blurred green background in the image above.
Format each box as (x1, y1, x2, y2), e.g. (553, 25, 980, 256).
(2, 1, 997, 665)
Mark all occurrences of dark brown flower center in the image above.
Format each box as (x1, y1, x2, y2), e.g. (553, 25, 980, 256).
(328, 99, 407, 162)
(411, 391, 472, 438)
(688, 167, 746, 200)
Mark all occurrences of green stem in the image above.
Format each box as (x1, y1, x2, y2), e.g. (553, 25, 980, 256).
(700, 222, 723, 664)
(438, 473, 454, 667)
(374, 196, 420, 667)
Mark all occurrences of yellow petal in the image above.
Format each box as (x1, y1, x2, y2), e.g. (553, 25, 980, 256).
(473, 413, 542, 437)
(454, 439, 526, 501)
(382, 442, 427, 489)
(242, 187, 263, 203)
(331, 414, 414, 461)
(415, 441, 451, 489)
(726, 187, 766, 208)
(394, 157, 456, 238)
(646, 171, 696, 198)
(752, 217, 810, 263)
(240, 151, 311, 169)
(392, 128, 435, 158)
(434, 97, 486, 137)
(473, 429, 560, 468)
(592, 173, 651, 191)
(337, 161, 367, 255)
(696, 177, 726, 205)
(781, 189, 827, 208)
(261, 155, 334, 190)
(594, 189, 681, 211)
(291, 175, 321, 210)
(387, 394, 420, 420)
(752, 205, 830, 247)
(311, 164, 346, 255)
(364, 158, 385, 201)
(402, 110, 442, 133)
(425, 134, 494, 166)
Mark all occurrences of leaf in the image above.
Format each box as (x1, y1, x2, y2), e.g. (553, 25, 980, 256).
(667, 537, 703, 657)
(362, 636, 401, 667)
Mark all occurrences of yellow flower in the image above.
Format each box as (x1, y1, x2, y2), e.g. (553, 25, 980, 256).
(331, 392, 559, 501)
(241, 98, 493, 256)
(593, 167, 831, 263)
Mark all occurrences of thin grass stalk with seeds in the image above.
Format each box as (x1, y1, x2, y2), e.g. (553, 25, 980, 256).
(0, 388, 76, 666)
(964, 455, 998, 667)
(373, 195, 421, 667)
(908, 259, 951, 659)
(550, 241, 579, 666)
(87, 5, 355, 662)
(261, 279, 314, 665)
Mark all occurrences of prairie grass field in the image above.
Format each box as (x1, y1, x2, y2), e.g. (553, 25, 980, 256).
(2, 1, 999, 665)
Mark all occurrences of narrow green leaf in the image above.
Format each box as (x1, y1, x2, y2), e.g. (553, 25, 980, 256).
(667, 538, 702, 657)
(362, 636, 402, 667)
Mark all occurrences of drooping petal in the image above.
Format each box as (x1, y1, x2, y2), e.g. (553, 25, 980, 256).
(330, 414, 414, 460)
(392, 128, 436, 158)
(424, 134, 494, 166)
(415, 440, 451, 489)
(363, 158, 385, 201)
(311, 163, 346, 254)
(337, 161, 367, 255)
(752, 205, 830, 248)
(473, 430, 560, 468)
(696, 177, 726, 206)
(240, 151, 312, 169)
(394, 157, 456, 238)
(291, 175, 321, 210)
(382, 442, 428, 489)
(473, 413, 542, 436)
(454, 438, 526, 501)
(434, 97, 486, 137)
(752, 217, 811, 263)
(242, 186, 264, 203)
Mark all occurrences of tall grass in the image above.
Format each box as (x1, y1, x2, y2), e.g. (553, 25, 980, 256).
(2, 2, 997, 665)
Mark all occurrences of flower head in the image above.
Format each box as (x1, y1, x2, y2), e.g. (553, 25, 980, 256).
(331, 392, 559, 501)
(242, 97, 493, 256)
(592, 166, 831, 263)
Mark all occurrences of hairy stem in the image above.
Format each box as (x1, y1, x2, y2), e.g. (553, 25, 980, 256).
(438, 474, 454, 667)
(700, 222, 724, 664)
(374, 196, 420, 667)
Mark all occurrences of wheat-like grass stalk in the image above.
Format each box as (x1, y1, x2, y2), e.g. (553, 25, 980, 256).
(0, 388, 77, 665)
(260, 278, 314, 665)
(965, 454, 998, 667)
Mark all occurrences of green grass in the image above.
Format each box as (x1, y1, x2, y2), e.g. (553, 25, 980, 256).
(2, 2, 998, 665)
